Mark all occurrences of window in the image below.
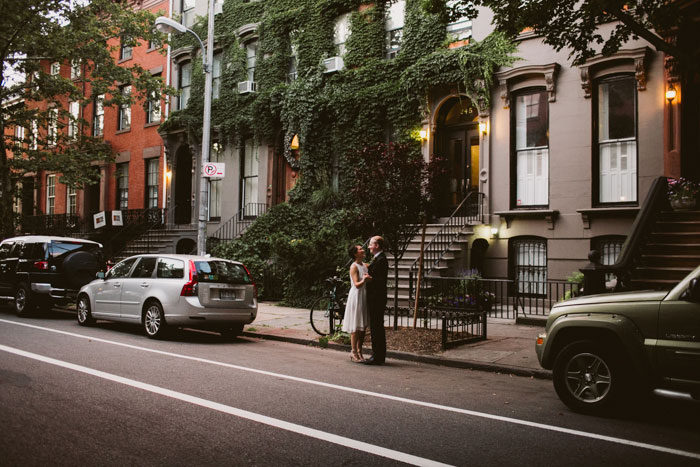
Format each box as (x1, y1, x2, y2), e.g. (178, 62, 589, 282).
(48, 108, 58, 146)
(209, 143, 222, 220)
(446, 0, 472, 44)
(132, 257, 157, 278)
(119, 37, 133, 61)
(334, 13, 350, 57)
(30, 119, 38, 150)
(50, 62, 61, 75)
(46, 174, 56, 215)
(178, 62, 192, 109)
(108, 257, 138, 279)
(385, 0, 404, 58)
(67, 185, 77, 215)
(511, 237, 547, 296)
(157, 257, 185, 279)
(592, 236, 625, 285)
(146, 90, 161, 124)
(146, 158, 159, 209)
(118, 85, 131, 131)
(241, 139, 258, 215)
(514, 89, 549, 207)
(288, 41, 298, 81)
(116, 162, 129, 210)
(14, 124, 25, 144)
(245, 41, 257, 82)
(181, 0, 195, 28)
(596, 75, 637, 204)
(68, 101, 80, 140)
(70, 59, 81, 79)
(93, 94, 104, 136)
(212, 53, 222, 98)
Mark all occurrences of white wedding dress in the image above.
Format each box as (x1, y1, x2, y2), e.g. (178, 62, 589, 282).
(342, 262, 369, 333)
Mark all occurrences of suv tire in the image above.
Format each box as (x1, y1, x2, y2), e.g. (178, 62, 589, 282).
(552, 339, 627, 415)
(15, 283, 34, 316)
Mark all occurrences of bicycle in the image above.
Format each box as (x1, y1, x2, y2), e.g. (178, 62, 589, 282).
(309, 276, 346, 336)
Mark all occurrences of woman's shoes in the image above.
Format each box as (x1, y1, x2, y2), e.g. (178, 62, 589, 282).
(350, 352, 364, 363)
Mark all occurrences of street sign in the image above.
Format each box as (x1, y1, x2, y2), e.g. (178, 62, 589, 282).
(202, 162, 225, 178)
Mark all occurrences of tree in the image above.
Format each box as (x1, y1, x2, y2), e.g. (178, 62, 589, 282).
(346, 142, 434, 318)
(0, 0, 170, 238)
(426, 0, 699, 67)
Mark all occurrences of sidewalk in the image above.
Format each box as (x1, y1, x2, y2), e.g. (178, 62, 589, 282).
(244, 301, 552, 379)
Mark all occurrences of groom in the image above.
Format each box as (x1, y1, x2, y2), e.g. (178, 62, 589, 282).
(365, 235, 388, 365)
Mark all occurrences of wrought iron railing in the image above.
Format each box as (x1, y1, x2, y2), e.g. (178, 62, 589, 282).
(408, 191, 484, 295)
(20, 213, 90, 237)
(209, 203, 268, 243)
(105, 208, 166, 260)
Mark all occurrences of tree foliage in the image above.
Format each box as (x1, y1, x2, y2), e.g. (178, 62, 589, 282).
(425, 0, 699, 67)
(0, 0, 171, 238)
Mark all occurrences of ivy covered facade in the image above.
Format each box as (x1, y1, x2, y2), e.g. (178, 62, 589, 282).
(159, 0, 668, 301)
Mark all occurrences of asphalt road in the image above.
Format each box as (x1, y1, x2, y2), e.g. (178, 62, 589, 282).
(1, 306, 699, 466)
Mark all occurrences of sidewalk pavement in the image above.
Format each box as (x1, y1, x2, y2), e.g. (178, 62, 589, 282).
(243, 301, 552, 379)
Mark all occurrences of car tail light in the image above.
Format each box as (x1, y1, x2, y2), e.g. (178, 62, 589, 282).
(33, 261, 49, 270)
(181, 260, 199, 296)
(243, 264, 257, 299)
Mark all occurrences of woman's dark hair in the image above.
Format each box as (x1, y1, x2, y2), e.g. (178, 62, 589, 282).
(348, 244, 359, 259)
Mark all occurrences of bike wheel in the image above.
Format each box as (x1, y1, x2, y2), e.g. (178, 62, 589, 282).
(310, 297, 334, 336)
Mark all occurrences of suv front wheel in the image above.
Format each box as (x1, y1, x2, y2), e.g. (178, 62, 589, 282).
(552, 340, 627, 415)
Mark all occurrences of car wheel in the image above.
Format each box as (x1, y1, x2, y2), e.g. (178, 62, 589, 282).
(15, 283, 34, 316)
(552, 340, 626, 414)
(220, 324, 244, 341)
(77, 295, 95, 326)
(143, 301, 167, 339)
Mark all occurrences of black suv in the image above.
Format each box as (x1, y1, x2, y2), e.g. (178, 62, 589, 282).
(0, 236, 105, 314)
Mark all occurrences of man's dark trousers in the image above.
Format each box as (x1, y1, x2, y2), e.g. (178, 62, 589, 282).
(367, 251, 388, 363)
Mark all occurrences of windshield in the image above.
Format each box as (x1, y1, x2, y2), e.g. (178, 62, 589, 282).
(195, 260, 252, 284)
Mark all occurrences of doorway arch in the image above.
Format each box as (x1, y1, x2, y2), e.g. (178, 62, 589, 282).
(174, 145, 193, 225)
(434, 96, 479, 216)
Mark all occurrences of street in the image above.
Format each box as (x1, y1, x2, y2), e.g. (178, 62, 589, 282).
(1, 307, 699, 466)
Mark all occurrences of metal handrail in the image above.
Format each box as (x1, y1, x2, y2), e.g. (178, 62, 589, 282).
(210, 203, 268, 242)
(107, 208, 166, 261)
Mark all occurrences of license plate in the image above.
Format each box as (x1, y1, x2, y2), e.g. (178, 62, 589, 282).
(220, 289, 237, 300)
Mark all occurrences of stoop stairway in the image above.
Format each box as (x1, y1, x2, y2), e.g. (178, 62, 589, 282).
(112, 225, 197, 262)
(630, 209, 700, 290)
(386, 223, 475, 308)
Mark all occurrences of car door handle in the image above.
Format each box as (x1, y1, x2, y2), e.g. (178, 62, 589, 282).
(140, 283, 150, 288)
(113, 283, 121, 288)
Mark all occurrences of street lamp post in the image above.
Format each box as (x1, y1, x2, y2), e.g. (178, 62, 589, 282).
(155, 4, 215, 256)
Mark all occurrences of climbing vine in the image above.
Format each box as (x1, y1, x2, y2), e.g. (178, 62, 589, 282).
(161, 0, 517, 304)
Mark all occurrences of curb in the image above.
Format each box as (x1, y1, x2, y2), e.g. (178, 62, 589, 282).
(242, 330, 553, 380)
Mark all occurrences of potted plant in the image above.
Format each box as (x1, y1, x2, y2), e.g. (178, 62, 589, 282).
(667, 177, 698, 211)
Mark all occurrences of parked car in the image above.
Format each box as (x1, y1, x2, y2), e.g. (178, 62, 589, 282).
(0, 235, 105, 315)
(536, 265, 700, 414)
(77, 254, 257, 339)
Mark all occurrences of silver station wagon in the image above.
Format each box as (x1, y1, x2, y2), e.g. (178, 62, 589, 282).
(77, 254, 257, 339)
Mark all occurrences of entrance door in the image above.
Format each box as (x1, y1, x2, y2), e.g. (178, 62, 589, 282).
(174, 146, 193, 224)
(443, 126, 479, 213)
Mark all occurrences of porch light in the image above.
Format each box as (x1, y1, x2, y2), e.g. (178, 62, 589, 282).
(665, 84, 677, 103)
(165, 169, 172, 182)
(490, 227, 499, 238)
(418, 129, 428, 140)
(479, 121, 488, 135)
(290, 134, 300, 150)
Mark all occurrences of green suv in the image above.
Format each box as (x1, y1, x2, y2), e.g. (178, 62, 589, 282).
(536, 265, 700, 414)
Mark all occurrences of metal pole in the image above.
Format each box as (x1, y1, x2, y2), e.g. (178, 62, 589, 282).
(197, 0, 215, 256)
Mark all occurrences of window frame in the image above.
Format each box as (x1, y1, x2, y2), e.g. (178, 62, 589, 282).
(116, 162, 129, 210)
(509, 236, 548, 297)
(93, 94, 105, 136)
(240, 138, 259, 216)
(146, 158, 159, 209)
(118, 85, 132, 131)
(46, 174, 56, 215)
(178, 61, 192, 110)
(592, 73, 638, 206)
(119, 36, 133, 61)
(510, 87, 550, 209)
(66, 185, 77, 216)
(68, 101, 80, 140)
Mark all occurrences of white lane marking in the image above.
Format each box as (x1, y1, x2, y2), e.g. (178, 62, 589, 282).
(2, 318, 700, 461)
(0, 344, 451, 467)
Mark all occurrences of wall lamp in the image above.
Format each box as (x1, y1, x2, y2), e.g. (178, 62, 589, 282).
(490, 227, 499, 238)
(666, 84, 677, 104)
(479, 121, 488, 135)
(418, 129, 428, 140)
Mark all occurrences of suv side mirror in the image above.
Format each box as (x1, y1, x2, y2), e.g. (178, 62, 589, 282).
(96, 271, 105, 280)
(681, 278, 700, 302)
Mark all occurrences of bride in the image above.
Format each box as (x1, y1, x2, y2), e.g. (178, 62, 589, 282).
(342, 244, 371, 362)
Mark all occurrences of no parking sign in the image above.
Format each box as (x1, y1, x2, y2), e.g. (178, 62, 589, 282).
(202, 162, 225, 178)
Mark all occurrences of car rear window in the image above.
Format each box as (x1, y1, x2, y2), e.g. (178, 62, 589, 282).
(195, 260, 252, 284)
(50, 241, 100, 260)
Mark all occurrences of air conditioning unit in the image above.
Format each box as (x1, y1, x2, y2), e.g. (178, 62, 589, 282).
(323, 56, 344, 73)
(237, 81, 257, 94)
(386, 49, 399, 60)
